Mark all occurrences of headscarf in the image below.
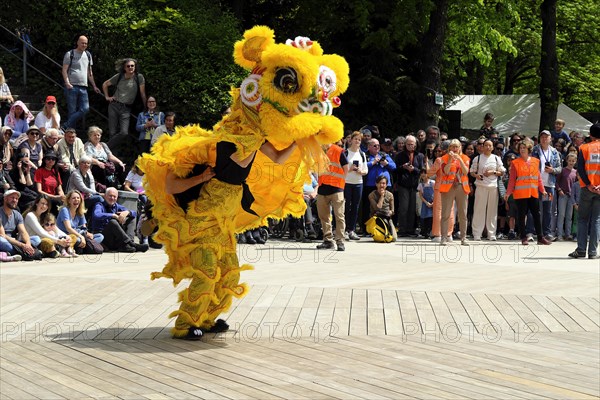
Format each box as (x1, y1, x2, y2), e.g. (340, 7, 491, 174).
(5, 100, 34, 127)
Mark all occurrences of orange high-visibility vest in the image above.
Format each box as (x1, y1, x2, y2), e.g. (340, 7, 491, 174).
(579, 140, 600, 188)
(512, 157, 540, 199)
(318, 144, 345, 189)
(439, 153, 470, 194)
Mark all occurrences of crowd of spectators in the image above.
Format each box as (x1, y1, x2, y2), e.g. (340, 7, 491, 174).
(0, 35, 177, 262)
(332, 117, 596, 250)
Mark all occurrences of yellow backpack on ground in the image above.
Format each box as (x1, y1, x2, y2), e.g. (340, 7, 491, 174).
(366, 215, 394, 243)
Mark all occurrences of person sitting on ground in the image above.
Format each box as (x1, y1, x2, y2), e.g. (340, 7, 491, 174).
(40, 213, 78, 258)
(34, 151, 65, 212)
(57, 190, 104, 253)
(17, 126, 43, 170)
(67, 155, 104, 210)
(4, 100, 33, 140)
(368, 175, 397, 242)
(90, 187, 148, 253)
(84, 126, 125, 188)
(0, 189, 42, 261)
(22, 194, 74, 258)
(34, 96, 61, 134)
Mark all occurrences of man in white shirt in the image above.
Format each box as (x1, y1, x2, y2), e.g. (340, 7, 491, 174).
(151, 112, 176, 146)
(470, 139, 505, 241)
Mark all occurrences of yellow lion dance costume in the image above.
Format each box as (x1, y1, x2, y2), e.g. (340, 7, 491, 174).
(139, 26, 349, 339)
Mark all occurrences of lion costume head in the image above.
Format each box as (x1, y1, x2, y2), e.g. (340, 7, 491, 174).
(229, 25, 350, 148)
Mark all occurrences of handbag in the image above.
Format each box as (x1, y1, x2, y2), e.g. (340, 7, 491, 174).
(83, 237, 104, 254)
(12, 244, 43, 261)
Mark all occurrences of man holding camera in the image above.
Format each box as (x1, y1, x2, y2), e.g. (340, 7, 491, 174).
(532, 130, 562, 241)
(360, 138, 396, 235)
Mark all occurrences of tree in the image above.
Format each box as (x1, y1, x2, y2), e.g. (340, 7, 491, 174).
(539, 0, 559, 131)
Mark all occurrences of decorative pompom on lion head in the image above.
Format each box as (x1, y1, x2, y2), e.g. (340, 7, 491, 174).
(231, 26, 350, 147)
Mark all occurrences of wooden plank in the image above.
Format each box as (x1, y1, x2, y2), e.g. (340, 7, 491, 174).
(63, 339, 249, 399)
(427, 291, 459, 338)
(272, 307, 301, 338)
(486, 293, 528, 334)
(549, 296, 599, 331)
(516, 295, 568, 332)
(502, 295, 551, 333)
(411, 291, 439, 335)
(475, 369, 598, 400)
(441, 292, 478, 335)
(470, 292, 514, 335)
(381, 290, 403, 336)
(349, 289, 367, 336)
(531, 295, 585, 332)
(397, 290, 421, 335)
(302, 287, 323, 308)
(564, 297, 600, 327)
(0, 365, 66, 399)
(1, 342, 113, 398)
(578, 297, 600, 313)
(367, 290, 386, 336)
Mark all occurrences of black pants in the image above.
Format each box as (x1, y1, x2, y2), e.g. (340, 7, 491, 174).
(516, 197, 543, 239)
(397, 185, 417, 234)
(100, 218, 136, 250)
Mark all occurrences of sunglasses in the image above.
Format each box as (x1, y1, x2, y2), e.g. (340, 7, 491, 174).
(496, 147, 504, 150)
(47, 102, 56, 105)
(28, 131, 40, 136)
(43, 222, 55, 227)
(126, 65, 135, 68)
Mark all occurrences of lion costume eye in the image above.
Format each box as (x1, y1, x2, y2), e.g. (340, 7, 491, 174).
(274, 67, 299, 93)
(318, 66, 337, 96)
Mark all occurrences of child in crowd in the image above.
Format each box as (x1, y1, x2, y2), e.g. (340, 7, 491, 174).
(556, 154, 577, 241)
(417, 169, 434, 238)
(40, 213, 78, 258)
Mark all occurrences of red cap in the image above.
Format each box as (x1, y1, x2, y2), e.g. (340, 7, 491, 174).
(46, 95, 57, 103)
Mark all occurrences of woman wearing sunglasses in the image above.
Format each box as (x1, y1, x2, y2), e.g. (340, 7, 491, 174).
(34, 96, 61, 134)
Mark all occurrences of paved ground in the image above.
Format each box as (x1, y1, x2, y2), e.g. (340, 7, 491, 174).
(1, 237, 598, 399)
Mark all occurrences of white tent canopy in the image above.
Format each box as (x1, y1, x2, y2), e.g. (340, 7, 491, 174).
(446, 94, 592, 135)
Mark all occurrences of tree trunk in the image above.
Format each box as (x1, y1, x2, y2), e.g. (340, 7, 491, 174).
(413, 0, 449, 131)
(539, 0, 559, 132)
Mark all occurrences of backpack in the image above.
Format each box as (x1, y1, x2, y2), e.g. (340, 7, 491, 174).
(366, 215, 394, 243)
(67, 49, 93, 75)
(343, 148, 366, 164)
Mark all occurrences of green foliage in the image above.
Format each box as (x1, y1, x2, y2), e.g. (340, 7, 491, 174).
(1, 0, 598, 137)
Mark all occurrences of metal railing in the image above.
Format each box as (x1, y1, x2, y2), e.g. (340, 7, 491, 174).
(0, 23, 107, 122)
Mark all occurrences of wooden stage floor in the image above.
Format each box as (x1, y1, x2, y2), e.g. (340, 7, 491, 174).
(1, 237, 598, 399)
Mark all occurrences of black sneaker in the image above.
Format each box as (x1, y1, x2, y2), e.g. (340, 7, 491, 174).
(206, 319, 229, 333)
(119, 244, 136, 253)
(336, 242, 345, 251)
(176, 327, 204, 340)
(589, 254, 599, 260)
(133, 243, 149, 253)
(316, 241, 335, 250)
(568, 250, 586, 259)
(148, 236, 162, 249)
